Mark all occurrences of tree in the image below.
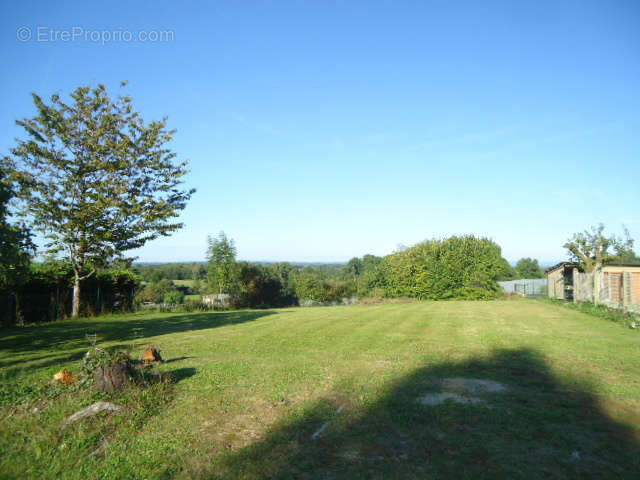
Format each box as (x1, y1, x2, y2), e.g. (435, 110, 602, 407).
(136, 279, 178, 304)
(514, 258, 543, 279)
(496, 257, 518, 281)
(163, 289, 184, 305)
(0, 159, 33, 290)
(345, 257, 363, 277)
(564, 224, 635, 273)
(206, 231, 238, 294)
(612, 226, 640, 264)
(8, 83, 194, 316)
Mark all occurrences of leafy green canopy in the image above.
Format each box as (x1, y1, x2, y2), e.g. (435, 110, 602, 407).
(514, 258, 544, 279)
(381, 235, 504, 300)
(8, 83, 194, 276)
(206, 231, 238, 294)
(0, 159, 33, 290)
(564, 223, 637, 272)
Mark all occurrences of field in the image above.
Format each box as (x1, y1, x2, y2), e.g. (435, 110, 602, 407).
(1, 299, 639, 479)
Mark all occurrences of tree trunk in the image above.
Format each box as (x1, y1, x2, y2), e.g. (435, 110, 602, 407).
(94, 362, 134, 393)
(72, 273, 81, 318)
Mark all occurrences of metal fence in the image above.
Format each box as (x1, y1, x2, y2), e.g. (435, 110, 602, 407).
(498, 278, 548, 297)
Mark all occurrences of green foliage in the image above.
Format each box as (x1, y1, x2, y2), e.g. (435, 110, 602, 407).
(496, 257, 518, 281)
(0, 159, 33, 290)
(514, 257, 544, 278)
(541, 298, 639, 329)
(134, 262, 207, 282)
(234, 262, 293, 308)
(382, 235, 504, 300)
(564, 223, 636, 272)
(135, 279, 178, 304)
(8, 83, 194, 316)
(345, 257, 363, 277)
(343, 254, 384, 296)
(1, 260, 140, 326)
(206, 231, 239, 294)
(181, 297, 212, 312)
(163, 289, 184, 305)
(291, 267, 356, 303)
(80, 347, 132, 383)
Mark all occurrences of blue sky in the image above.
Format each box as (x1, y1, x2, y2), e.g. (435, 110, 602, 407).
(1, 1, 639, 263)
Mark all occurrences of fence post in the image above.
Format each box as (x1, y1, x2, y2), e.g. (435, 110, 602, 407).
(623, 272, 631, 308)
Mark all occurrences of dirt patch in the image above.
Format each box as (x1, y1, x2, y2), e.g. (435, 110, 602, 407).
(417, 378, 509, 407)
(417, 392, 485, 406)
(441, 378, 508, 394)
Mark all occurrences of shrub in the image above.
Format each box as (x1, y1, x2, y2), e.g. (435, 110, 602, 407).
(163, 290, 185, 305)
(382, 235, 504, 300)
(181, 298, 212, 312)
(136, 279, 176, 304)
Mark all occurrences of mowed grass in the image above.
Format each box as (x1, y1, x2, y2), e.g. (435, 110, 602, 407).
(1, 299, 639, 479)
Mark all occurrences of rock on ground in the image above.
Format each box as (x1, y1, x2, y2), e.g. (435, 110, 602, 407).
(63, 401, 126, 426)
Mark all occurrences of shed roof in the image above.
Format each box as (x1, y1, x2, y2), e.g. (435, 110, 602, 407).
(544, 262, 580, 274)
(545, 261, 640, 274)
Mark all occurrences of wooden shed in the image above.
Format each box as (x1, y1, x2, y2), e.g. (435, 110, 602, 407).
(545, 262, 581, 300)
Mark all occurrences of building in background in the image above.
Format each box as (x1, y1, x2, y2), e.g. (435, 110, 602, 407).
(546, 262, 640, 314)
(545, 262, 581, 301)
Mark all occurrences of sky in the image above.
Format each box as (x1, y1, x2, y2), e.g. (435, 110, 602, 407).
(1, 1, 639, 263)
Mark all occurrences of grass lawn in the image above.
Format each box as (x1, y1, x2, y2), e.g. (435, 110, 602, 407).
(1, 299, 639, 479)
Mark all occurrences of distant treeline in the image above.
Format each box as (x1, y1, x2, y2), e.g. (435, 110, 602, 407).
(133, 262, 347, 283)
(135, 234, 538, 308)
(2, 235, 547, 326)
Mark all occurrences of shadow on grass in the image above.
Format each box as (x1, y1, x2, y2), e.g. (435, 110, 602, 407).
(167, 367, 197, 383)
(204, 348, 640, 479)
(163, 356, 194, 364)
(0, 350, 89, 371)
(0, 310, 278, 355)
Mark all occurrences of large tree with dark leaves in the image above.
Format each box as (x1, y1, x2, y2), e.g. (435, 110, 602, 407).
(0, 159, 32, 290)
(8, 83, 194, 317)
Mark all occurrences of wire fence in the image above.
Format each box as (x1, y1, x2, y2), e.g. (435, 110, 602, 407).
(498, 278, 548, 297)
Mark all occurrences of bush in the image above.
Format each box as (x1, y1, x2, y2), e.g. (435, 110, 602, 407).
(291, 267, 356, 304)
(381, 235, 504, 300)
(136, 279, 176, 304)
(163, 290, 184, 305)
(181, 298, 212, 312)
(1, 261, 140, 326)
